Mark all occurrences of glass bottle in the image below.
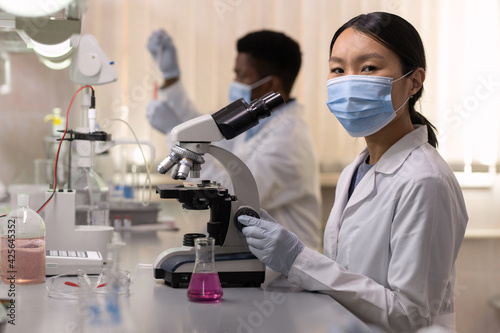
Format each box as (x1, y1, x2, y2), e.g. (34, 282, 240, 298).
(72, 164, 110, 226)
(1, 193, 46, 285)
(187, 237, 223, 302)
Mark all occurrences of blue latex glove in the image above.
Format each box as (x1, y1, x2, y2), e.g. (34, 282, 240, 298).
(147, 29, 180, 80)
(238, 210, 305, 276)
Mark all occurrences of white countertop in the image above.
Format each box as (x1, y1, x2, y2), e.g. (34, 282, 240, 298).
(0, 201, 368, 333)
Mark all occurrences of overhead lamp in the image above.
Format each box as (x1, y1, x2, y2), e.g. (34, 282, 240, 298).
(15, 16, 81, 70)
(40, 57, 73, 70)
(30, 36, 72, 57)
(0, 0, 75, 18)
(1, 0, 114, 82)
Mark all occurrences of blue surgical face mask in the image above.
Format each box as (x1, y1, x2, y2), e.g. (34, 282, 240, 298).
(228, 76, 272, 103)
(326, 71, 413, 137)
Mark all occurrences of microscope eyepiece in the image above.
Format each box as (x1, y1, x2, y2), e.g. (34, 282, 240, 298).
(211, 92, 285, 140)
(251, 92, 286, 118)
(157, 92, 285, 182)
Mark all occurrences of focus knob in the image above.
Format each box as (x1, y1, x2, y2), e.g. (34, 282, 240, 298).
(234, 207, 260, 232)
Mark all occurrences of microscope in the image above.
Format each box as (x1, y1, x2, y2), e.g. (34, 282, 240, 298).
(153, 92, 284, 288)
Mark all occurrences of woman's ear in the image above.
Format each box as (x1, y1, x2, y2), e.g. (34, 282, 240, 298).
(409, 67, 425, 96)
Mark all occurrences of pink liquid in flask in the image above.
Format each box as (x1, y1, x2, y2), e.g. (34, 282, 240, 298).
(1, 237, 45, 285)
(187, 272, 223, 302)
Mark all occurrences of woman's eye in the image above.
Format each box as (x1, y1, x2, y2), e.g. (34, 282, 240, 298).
(330, 67, 344, 74)
(362, 65, 376, 72)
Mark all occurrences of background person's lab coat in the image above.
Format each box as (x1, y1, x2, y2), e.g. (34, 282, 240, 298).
(288, 126, 468, 332)
(147, 81, 322, 250)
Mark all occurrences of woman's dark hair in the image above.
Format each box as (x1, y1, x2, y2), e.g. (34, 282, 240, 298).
(329, 12, 438, 147)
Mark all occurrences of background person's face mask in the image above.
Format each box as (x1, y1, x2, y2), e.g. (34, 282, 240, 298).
(326, 71, 412, 137)
(228, 76, 272, 103)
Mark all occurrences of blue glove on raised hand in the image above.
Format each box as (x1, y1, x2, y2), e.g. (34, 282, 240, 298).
(147, 29, 180, 80)
(238, 210, 305, 276)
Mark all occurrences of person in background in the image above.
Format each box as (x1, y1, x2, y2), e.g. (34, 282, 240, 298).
(238, 12, 468, 333)
(146, 29, 322, 252)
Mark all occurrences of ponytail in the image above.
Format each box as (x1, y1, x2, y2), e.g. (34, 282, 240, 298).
(409, 107, 438, 148)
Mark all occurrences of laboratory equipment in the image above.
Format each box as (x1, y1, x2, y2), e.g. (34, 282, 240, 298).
(39, 124, 114, 258)
(13, 6, 82, 70)
(44, 107, 66, 137)
(187, 237, 223, 302)
(3, 0, 117, 78)
(78, 268, 135, 332)
(70, 34, 117, 85)
(113, 215, 122, 230)
(72, 152, 110, 226)
(46, 268, 131, 300)
(45, 250, 103, 276)
(153, 92, 285, 288)
(37, 99, 115, 259)
(42, 94, 155, 255)
(68, 119, 156, 226)
(43, 188, 113, 263)
(7, 184, 47, 215)
(42, 108, 70, 188)
(1, 2, 121, 265)
(122, 215, 132, 229)
(1, 193, 46, 285)
(93, 135, 156, 212)
(0, 0, 76, 17)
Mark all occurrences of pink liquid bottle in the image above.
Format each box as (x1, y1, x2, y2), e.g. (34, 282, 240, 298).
(1, 193, 46, 285)
(187, 237, 223, 302)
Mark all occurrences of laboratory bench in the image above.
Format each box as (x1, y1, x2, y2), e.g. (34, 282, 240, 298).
(0, 201, 369, 333)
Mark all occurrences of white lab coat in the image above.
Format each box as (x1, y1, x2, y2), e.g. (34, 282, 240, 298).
(147, 81, 322, 250)
(288, 125, 468, 333)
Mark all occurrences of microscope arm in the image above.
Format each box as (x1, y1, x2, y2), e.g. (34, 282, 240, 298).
(180, 142, 259, 248)
(171, 114, 224, 143)
(180, 143, 258, 208)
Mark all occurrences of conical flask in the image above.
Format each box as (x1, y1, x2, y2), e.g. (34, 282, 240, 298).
(187, 237, 223, 302)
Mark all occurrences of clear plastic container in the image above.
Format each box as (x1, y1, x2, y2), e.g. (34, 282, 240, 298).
(46, 268, 131, 300)
(73, 166, 110, 226)
(1, 193, 46, 285)
(187, 237, 223, 302)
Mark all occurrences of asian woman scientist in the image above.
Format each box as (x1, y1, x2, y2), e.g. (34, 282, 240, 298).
(238, 12, 468, 333)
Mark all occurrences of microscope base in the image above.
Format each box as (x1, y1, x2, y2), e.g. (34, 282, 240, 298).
(162, 270, 265, 289)
(154, 251, 266, 288)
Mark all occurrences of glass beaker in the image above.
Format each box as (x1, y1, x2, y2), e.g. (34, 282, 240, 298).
(187, 237, 223, 302)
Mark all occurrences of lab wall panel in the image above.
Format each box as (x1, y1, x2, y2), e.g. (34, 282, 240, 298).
(0, 53, 77, 187)
(3, 0, 500, 185)
(455, 238, 500, 333)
